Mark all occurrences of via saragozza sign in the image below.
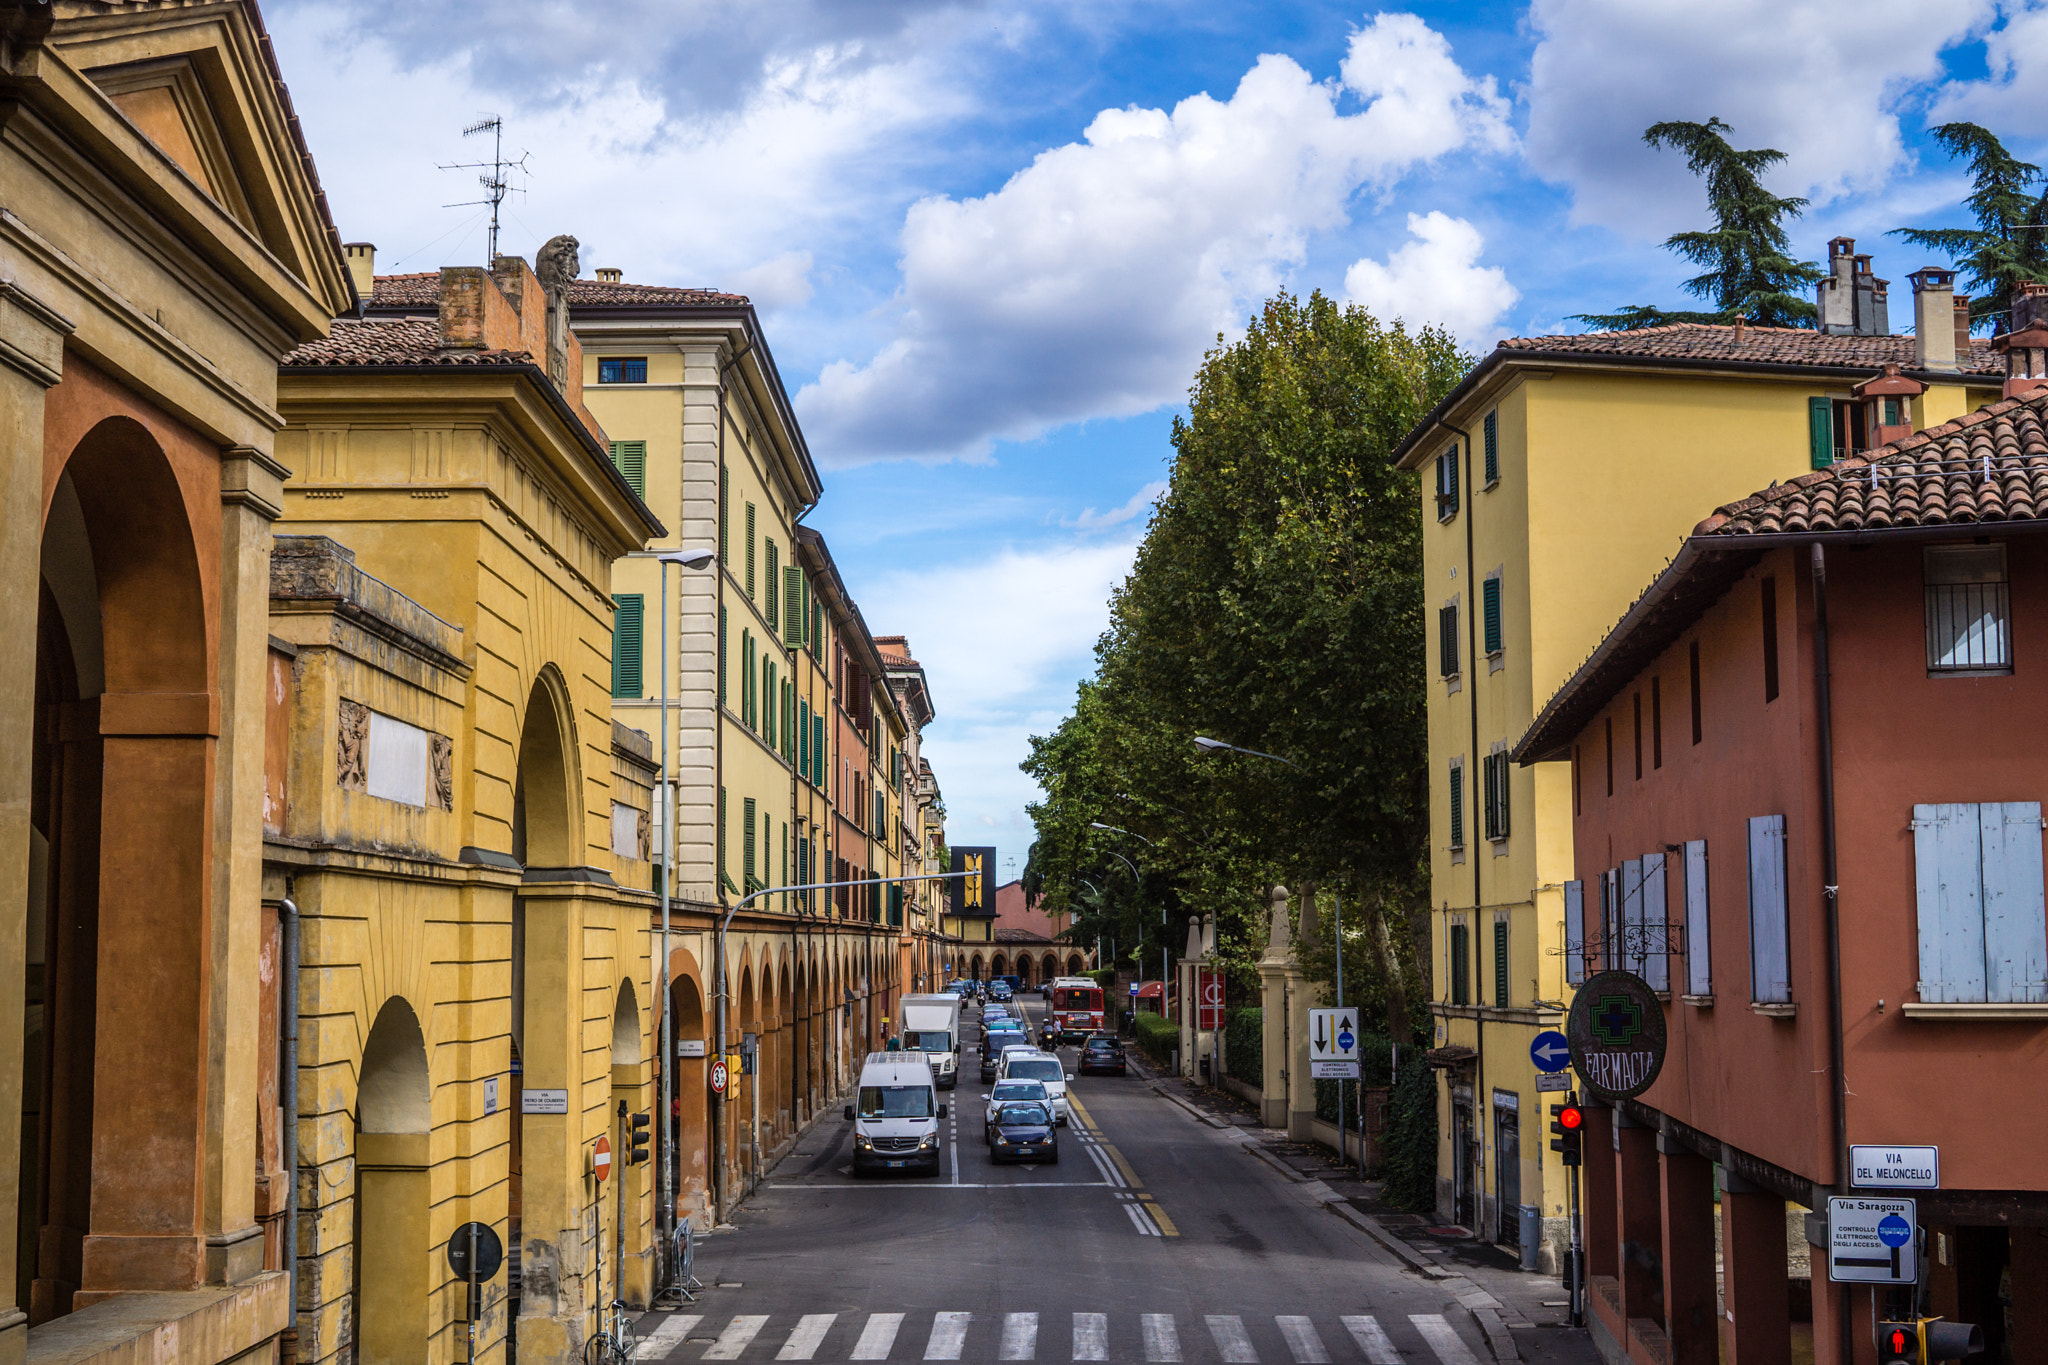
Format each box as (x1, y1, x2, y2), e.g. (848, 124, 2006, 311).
(1567, 970, 1668, 1101)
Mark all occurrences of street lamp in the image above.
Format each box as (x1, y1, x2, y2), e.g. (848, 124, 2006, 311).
(1194, 734, 1359, 1173)
(1089, 820, 1153, 845)
(1092, 824, 1168, 1023)
(637, 547, 713, 1281)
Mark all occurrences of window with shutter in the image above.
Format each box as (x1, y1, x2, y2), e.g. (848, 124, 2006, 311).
(1622, 858, 1644, 974)
(1762, 577, 1779, 702)
(764, 660, 776, 746)
(1482, 574, 1503, 656)
(717, 786, 727, 883)
(1493, 918, 1509, 1005)
(1602, 868, 1620, 971)
(608, 440, 648, 499)
(1483, 751, 1510, 841)
(1808, 395, 1834, 469)
(1684, 840, 1710, 995)
(611, 594, 643, 697)
(744, 796, 757, 886)
(745, 502, 757, 598)
(1564, 880, 1586, 985)
(1748, 813, 1790, 1003)
(1483, 409, 1499, 486)
(719, 607, 729, 704)
(1641, 852, 1669, 991)
(720, 468, 730, 564)
(766, 541, 780, 631)
(1439, 601, 1460, 677)
(1690, 640, 1702, 745)
(783, 566, 805, 647)
(1448, 759, 1465, 850)
(1435, 446, 1460, 521)
(798, 700, 810, 780)
(1912, 802, 2048, 1003)
(740, 631, 752, 726)
(1449, 922, 1470, 1005)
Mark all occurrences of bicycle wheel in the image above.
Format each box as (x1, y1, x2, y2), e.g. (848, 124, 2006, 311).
(617, 1318, 636, 1362)
(583, 1330, 626, 1365)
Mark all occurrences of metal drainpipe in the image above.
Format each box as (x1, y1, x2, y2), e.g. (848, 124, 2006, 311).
(1810, 543, 1853, 1356)
(280, 894, 300, 1362)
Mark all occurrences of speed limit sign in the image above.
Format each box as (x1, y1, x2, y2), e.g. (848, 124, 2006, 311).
(710, 1059, 729, 1094)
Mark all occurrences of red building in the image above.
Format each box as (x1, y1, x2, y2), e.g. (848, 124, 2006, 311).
(1515, 390, 2048, 1365)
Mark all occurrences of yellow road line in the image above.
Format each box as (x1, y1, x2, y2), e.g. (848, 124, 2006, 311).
(1067, 1094, 1099, 1132)
(1103, 1143, 1143, 1189)
(1135, 1193, 1179, 1237)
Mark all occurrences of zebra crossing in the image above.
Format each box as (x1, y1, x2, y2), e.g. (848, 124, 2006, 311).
(631, 1309, 1486, 1363)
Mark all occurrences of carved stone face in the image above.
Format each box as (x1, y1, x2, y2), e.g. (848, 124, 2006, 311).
(536, 234, 580, 291)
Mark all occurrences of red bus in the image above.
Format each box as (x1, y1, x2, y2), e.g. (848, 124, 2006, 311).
(1049, 977, 1105, 1040)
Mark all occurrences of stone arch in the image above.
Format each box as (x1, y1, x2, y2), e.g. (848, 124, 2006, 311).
(1043, 952, 1058, 982)
(356, 997, 432, 1365)
(513, 665, 580, 871)
(991, 953, 1007, 979)
(612, 979, 642, 1067)
(971, 953, 984, 981)
(665, 946, 709, 1223)
(1068, 954, 1084, 975)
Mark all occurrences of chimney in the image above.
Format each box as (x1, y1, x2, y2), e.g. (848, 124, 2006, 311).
(1853, 255, 1889, 335)
(343, 242, 375, 304)
(1995, 281, 2048, 400)
(1910, 268, 1957, 371)
(1817, 237, 1856, 333)
(1955, 296, 1973, 360)
(596, 268, 623, 284)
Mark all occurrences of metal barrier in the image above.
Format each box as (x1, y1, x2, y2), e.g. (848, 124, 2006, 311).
(653, 1218, 702, 1306)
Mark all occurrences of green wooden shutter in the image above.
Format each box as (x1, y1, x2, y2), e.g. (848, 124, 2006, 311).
(1483, 410, 1498, 485)
(718, 786, 727, 884)
(745, 502, 757, 597)
(1450, 924, 1469, 1005)
(743, 796, 757, 887)
(813, 716, 825, 786)
(1808, 396, 1834, 469)
(718, 606, 728, 704)
(719, 467, 730, 563)
(1493, 919, 1509, 1006)
(1448, 761, 1465, 849)
(765, 541, 780, 631)
(799, 699, 810, 779)
(611, 594, 643, 697)
(802, 578, 813, 647)
(609, 440, 647, 500)
(1482, 575, 1502, 655)
(782, 567, 805, 647)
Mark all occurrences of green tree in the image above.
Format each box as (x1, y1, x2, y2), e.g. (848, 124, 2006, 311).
(1021, 290, 1465, 1041)
(1891, 122, 2048, 332)
(1576, 118, 1823, 330)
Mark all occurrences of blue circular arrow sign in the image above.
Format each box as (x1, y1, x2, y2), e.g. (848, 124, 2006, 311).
(1530, 1030, 1572, 1072)
(1877, 1214, 1912, 1248)
(1338, 1028, 1355, 1051)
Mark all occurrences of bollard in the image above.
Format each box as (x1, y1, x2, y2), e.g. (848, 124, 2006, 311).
(1518, 1205, 1541, 1271)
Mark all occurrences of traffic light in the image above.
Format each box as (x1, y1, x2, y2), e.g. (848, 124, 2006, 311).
(1878, 1318, 1985, 1364)
(628, 1110, 651, 1166)
(1549, 1098, 1584, 1167)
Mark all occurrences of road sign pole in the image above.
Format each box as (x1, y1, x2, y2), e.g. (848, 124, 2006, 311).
(466, 1222, 478, 1365)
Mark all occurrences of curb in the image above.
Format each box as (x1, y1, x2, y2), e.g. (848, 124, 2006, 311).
(1468, 1305, 1519, 1365)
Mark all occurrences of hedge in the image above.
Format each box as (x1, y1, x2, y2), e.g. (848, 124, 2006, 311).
(1378, 1056, 1439, 1212)
(1224, 1006, 1262, 1082)
(1132, 1010, 1178, 1063)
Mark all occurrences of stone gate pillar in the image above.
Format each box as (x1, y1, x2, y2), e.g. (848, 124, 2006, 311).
(1257, 885, 1291, 1128)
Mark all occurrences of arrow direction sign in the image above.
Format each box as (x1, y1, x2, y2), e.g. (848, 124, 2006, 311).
(1530, 1030, 1572, 1073)
(1309, 1008, 1360, 1079)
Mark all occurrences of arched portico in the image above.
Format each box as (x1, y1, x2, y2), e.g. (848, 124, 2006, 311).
(356, 997, 432, 1365)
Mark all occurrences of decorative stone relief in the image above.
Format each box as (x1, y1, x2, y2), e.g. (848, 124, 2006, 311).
(337, 700, 369, 792)
(637, 809, 652, 862)
(536, 234, 579, 394)
(430, 734, 454, 811)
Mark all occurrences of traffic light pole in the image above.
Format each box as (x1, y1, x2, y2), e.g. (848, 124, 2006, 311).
(1569, 1159, 1583, 1328)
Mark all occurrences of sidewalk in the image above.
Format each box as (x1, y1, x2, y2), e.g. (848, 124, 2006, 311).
(1134, 1056, 1597, 1365)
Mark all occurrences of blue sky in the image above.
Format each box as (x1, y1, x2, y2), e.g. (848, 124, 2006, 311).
(268, 0, 2048, 857)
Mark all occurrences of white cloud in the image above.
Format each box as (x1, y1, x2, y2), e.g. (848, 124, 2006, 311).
(1523, 0, 1993, 239)
(1342, 211, 1518, 347)
(855, 536, 1139, 840)
(1932, 1, 2048, 129)
(728, 251, 817, 311)
(797, 13, 1510, 465)
(1068, 480, 1167, 531)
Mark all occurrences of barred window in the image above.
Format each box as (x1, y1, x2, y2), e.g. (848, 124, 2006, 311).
(1926, 544, 2010, 674)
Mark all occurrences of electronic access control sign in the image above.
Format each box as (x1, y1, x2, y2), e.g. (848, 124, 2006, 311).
(1566, 970, 1667, 1101)
(950, 846, 997, 916)
(1827, 1197, 1917, 1284)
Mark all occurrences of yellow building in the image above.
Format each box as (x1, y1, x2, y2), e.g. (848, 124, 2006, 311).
(268, 248, 663, 1365)
(1392, 293, 2002, 1269)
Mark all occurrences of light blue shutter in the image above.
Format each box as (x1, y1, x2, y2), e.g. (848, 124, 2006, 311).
(1980, 802, 2047, 1003)
(1622, 859, 1644, 976)
(1602, 868, 1619, 972)
(1748, 814, 1790, 1003)
(1684, 840, 1711, 995)
(1564, 880, 1585, 986)
(1641, 852, 1669, 992)
(1914, 803, 1985, 1003)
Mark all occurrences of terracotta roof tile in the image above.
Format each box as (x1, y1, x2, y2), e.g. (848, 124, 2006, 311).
(281, 317, 533, 367)
(1500, 323, 2003, 376)
(364, 272, 747, 312)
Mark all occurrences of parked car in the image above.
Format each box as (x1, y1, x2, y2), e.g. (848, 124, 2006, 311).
(988, 980, 1014, 1002)
(996, 1049, 1071, 1125)
(1078, 1035, 1127, 1076)
(983, 1079, 1052, 1128)
(985, 1100, 1058, 1164)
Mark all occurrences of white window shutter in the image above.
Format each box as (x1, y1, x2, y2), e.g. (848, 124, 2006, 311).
(1981, 802, 2047, 1004)
(1564, 880, 1585, 986)
(1642, 852, 1669, 992)
(1684, 840, 1711, 996)
(1914, 803, 1985, 1003)
(1748, 814, 1790, 1004)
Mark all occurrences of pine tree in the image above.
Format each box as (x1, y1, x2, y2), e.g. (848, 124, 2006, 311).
(1575, 118, 1823, 331)
(1891, 123, 2048, 333)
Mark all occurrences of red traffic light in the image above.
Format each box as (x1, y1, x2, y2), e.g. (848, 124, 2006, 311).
(1558, 1105, 1584, 1130)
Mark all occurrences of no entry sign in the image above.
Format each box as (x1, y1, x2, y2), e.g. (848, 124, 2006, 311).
(1567, 970, 1667, 1101)
(593, 1134, 612, 1183)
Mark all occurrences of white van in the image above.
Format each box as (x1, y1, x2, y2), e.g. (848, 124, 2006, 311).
(996, 1049, 1071, 1125)
(845, 1052, 948, 1176)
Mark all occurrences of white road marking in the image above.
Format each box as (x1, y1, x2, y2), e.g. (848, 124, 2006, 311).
(632, 1315, 700, 1359)
(776, 1314, 836, 1360)
(1141, 1314, 1181, 1363)
(1206, 1316, 1257, 1363)
(1411, 1315, 1483, 1365)
(1072, 1313, 1108, 1361)
(701, 1316, 769, 1360)
(1276, 1316, 1328, 1363)
(850, 1313, 903, 1361)
(1123, 1203, 1156, 1234)
(926, 1311, 972, 1360)
(1340, 1316, 1399, 1365)
(999, 1312, 1038, 1360)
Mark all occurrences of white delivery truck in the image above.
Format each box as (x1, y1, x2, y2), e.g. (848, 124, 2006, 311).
(845, 1052, 947, 1175)
(898, 993, 963, 1089)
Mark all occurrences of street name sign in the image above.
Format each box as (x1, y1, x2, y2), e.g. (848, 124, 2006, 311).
(1309, 1007, 1361, 1079)
(1827, 1196, 1916, 1284)
(521, 1088, 569, 1115)
(1535, 1071, 1571, 1092)
(1849, 1145, 1939, 1190)
(1529, 1030, 1571, 1072)
(676, 1038, 707, 1058)
(1566, 970, 1667, 1101)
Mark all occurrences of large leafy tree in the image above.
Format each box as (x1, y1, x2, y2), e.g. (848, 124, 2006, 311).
(1892, 122, 2048, 333)
(1576, 118, 1823, 330)
(1021, 291, 1467, 1038)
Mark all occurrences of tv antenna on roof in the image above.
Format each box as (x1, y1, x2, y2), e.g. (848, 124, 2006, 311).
(439, 115, 529, 265)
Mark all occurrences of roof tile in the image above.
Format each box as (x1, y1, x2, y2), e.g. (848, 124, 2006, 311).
(281, 317, 534, 367)
(366, 272, 747, 312)
(1500, 322, 2002, 376)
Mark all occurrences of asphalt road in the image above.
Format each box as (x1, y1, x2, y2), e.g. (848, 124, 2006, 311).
(635, 996, 1493, 1364)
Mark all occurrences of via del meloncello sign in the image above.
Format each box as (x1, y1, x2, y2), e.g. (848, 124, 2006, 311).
(1566, 970, 1667, 1101)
